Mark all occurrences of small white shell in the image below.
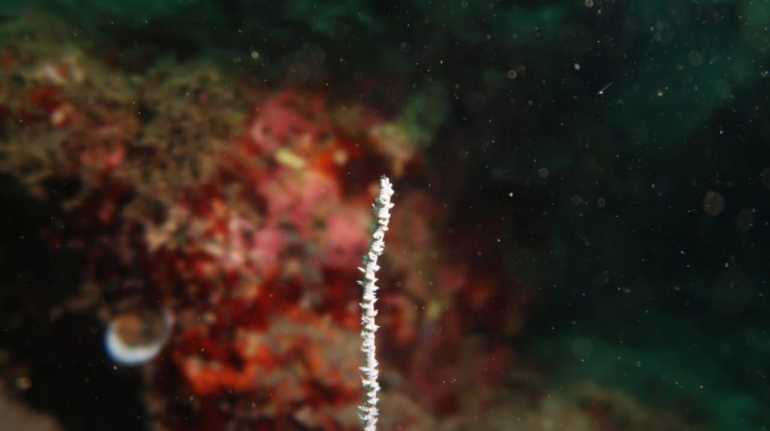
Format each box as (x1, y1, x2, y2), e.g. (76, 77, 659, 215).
(105, 308, 174, 366)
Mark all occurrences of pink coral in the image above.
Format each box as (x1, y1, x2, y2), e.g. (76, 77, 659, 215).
(248, 90, 330, 156)
(322, 204, 373, 271)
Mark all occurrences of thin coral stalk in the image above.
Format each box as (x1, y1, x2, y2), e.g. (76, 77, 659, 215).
(358, 176, 395, 431)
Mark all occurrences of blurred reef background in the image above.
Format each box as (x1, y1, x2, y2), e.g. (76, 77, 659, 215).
(0, 0, 769, 430)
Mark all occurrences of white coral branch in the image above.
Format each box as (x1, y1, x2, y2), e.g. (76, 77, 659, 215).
(358, 176, 394, 431)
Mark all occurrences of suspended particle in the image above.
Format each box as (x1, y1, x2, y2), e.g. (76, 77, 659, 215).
(736, 208, 755, 231)
(702, 190, 725, 216)
(597, 82, 613, 95)
(761, 167, 770, 190)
